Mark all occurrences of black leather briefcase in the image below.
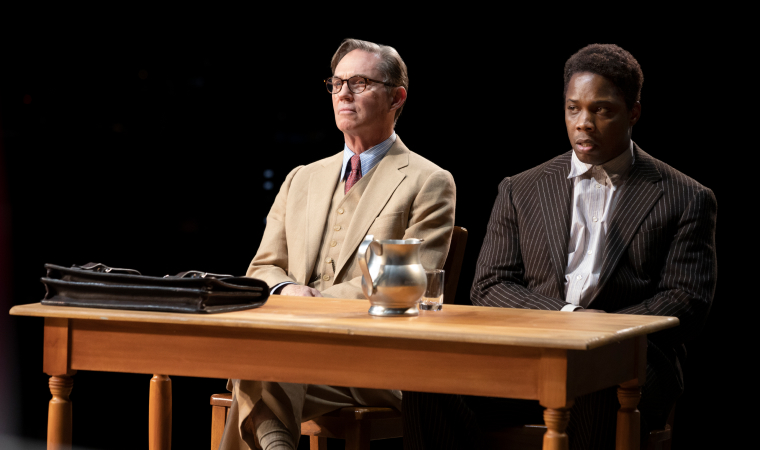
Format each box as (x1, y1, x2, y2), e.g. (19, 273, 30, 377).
(41, 263, 269, 314)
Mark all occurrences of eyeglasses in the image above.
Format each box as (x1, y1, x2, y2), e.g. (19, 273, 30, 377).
(324, 76, 394, 94)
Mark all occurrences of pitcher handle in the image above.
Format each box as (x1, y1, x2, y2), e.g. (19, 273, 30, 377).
(357, 235, 382, 295)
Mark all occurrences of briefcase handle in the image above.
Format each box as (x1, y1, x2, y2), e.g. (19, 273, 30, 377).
(171, 270, 234, 279)
(75, 262, 142, 276)
(74, 263, 233, 280)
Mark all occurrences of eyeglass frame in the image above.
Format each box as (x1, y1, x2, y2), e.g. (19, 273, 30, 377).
(324, 75, 396, 94)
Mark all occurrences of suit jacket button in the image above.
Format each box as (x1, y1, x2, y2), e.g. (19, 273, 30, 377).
(322, 274, 330, 281)
(330, 240, 337, 247)
(337, 208, 344, 214)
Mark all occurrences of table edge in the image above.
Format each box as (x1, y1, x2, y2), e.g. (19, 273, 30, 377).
(10, 302, 679, 350)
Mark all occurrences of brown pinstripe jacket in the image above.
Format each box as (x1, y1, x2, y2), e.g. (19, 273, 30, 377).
(471, 144, 717, 397)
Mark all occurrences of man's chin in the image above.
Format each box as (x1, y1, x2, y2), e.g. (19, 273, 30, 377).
(337, 122, 362, 134)
(573, 148, 601, 165)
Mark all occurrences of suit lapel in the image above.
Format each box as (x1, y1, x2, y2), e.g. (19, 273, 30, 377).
(335, 139, 408, 276)
(303, 153, 343, 284)
(586, 145, 663, 307)
(536, 152, 574, 292)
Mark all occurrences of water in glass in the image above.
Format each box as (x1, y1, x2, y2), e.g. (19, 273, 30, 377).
(419, 295, 443, 311)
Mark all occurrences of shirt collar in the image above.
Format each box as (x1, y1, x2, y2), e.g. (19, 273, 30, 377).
(568, 140, 635, 185)
(341, 132, 397, 180)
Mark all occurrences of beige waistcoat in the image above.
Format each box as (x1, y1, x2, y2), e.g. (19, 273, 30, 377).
(309, 166, 377, 291)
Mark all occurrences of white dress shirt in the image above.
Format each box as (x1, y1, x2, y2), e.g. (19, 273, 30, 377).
(561, 142, 634, 311)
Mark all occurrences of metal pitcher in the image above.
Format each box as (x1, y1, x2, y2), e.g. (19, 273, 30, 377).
(357, 235, 427, 316)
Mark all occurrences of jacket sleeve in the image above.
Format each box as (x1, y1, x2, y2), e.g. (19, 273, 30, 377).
(470, 178, 569, 310)
(245, 166, 304, 288)
(613, 187, 717, 345)
(321, 169, 456, 299)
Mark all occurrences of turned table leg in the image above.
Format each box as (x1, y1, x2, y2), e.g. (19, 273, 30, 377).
(149, 374, 172, 450)
(616, 379, 641, 450)
(47, 374, 74, 450)
(542, 407, 571, 450)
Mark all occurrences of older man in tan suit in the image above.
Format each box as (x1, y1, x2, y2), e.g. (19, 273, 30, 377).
(219, 39, 456, 450)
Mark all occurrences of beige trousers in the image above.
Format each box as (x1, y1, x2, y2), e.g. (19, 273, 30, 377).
(219, 379, 402, 449)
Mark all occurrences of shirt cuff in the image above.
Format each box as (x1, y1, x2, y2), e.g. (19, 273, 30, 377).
(271, 282, 295, 295)
(561, 303, 582, 312)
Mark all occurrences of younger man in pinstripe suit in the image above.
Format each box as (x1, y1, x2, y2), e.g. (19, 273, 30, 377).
(403, 44, 717, 450)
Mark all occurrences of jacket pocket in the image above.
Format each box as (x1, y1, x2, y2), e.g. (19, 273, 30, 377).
(367, 211, 406, 240)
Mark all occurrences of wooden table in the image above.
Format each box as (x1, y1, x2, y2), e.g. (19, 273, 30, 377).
(10, 296, 678, 450)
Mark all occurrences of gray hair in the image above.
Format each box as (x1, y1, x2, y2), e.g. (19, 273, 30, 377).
(330, 38, 409, 123)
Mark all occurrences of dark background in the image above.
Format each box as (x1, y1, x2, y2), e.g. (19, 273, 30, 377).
(0, 19, 744, 449)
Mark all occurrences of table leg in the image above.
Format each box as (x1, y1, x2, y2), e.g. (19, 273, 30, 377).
(149, 374, 172, 450)
(542, 407, 571, 450)
(616, 379, 641, 450)
(47, 374, 74, 450)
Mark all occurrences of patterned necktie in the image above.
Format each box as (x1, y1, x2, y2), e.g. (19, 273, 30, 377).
(345, 154, 362, 194)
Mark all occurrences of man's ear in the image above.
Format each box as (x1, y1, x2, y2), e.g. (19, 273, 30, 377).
(629, 101, 641, 126)
(389, 87, 407, 112)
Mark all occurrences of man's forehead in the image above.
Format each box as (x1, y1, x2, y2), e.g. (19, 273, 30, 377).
(566, 72, 625, 102)
(333, 50, 382, 77)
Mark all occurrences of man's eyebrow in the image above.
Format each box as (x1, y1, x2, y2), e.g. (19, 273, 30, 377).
(335, 73, 372, 79)
(565, 98, 617, 104)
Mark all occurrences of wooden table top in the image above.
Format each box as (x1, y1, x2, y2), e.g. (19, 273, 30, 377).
(10, 296, 678, 350)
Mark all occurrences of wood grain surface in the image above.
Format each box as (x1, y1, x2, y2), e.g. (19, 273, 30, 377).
(11, 296, 677, 350)
(13, 296, 664, 450)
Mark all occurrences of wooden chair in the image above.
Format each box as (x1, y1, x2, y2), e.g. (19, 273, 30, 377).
(210, 226, 468, 450)
(484, 404, 676, 450)
(210, 394, 402, 450)
(442, 226, 468, 305)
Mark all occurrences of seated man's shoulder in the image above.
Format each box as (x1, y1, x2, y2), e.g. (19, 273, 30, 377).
(500, 151, 574, 191)
(643, 149, 713, 195)
(399, 145, 454, 187)
(406, 149, 449, 174)
(282, 152, 343, 183)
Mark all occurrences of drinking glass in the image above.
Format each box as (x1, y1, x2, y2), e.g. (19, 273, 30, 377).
(419, 269, 444, 311)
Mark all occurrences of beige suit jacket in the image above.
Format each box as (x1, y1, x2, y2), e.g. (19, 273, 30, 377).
(246, 137, 456, 299)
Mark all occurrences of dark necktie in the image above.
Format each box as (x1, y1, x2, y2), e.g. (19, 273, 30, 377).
(345, 154, 362, 194)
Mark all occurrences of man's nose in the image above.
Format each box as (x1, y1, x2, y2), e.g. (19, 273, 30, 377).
(576, 110, 595, 131)
(337, 82, 354, 100)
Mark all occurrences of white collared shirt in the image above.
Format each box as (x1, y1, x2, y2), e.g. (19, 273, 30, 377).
(561, 142, 634, 311)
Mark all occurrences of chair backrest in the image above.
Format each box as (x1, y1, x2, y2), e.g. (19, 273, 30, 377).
(442, 226, 468, 304)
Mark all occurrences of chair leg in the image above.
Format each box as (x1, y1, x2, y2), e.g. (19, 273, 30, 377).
(344, 420, 371, 450)
(211, 405, 228, 450)
(309, 436, 327, 450)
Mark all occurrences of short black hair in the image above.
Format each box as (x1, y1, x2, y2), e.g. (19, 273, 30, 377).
(564, 44, 643, 110)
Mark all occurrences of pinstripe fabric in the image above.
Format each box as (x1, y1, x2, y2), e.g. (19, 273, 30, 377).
(403, 144, 716, 450)
(471, 144, 717, 347)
